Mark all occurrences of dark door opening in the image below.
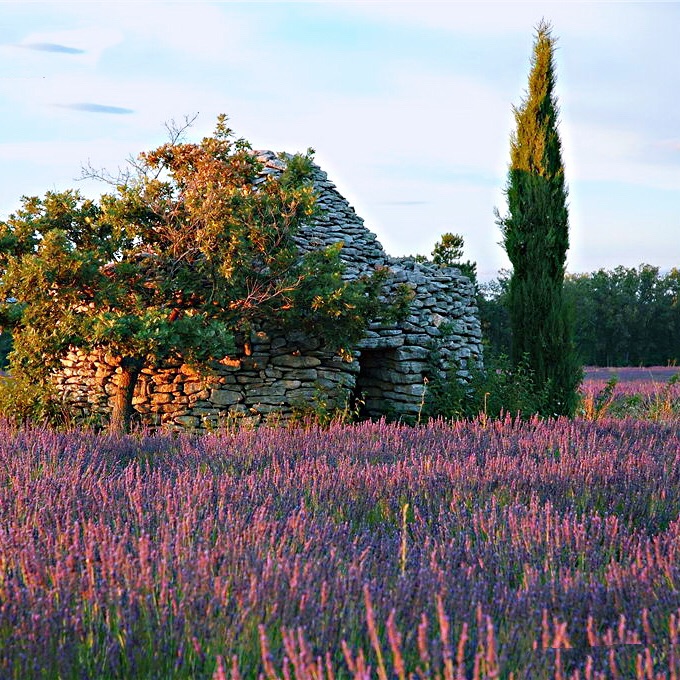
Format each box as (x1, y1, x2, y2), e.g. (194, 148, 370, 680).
(352, 348, 397, 419)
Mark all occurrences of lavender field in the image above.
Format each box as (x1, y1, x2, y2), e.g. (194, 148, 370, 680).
(2, 415, 680, 680)
(583, 367, 680, 384)
(581, 368, 680, 421)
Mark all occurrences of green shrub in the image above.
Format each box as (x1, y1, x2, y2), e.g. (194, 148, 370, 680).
(420, 369, 469, 421)
(289, 384, 361, 428)
(0, 373, 72, 426)
(471, 354, 551, 419)
(424, 353, 550, 422)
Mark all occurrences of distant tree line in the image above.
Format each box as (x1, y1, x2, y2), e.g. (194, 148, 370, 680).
(480, 265, 680, 367)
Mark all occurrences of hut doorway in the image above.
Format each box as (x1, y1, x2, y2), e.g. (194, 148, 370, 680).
(353, 348, 397, 419)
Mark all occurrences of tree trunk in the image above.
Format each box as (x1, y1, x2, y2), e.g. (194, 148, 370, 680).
(110, 357, 144, 434)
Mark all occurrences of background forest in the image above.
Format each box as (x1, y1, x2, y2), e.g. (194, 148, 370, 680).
(479, 264, 680, 367)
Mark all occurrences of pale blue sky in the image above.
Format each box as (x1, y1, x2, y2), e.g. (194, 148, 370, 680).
(1, 1, 678, 280)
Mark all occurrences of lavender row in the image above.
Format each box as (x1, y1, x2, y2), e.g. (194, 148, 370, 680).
(582, 379, 680, 400)
(580, 377, 680, 420)
(2, 418, 680, 678)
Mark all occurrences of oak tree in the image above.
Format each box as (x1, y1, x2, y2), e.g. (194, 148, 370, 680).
(0, 116, 387, 431)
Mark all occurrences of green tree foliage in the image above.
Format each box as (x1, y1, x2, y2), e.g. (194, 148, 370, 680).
(496, 21, 581, 416)
(477, 271, 511, 357)
(480, 264, 680, 367)
(564, 265, 680, 366)
(415, 232, 477, 283)
(431, 232, 464, 266)
(0, 115, 388, 432)
(431, 232, 478, 283)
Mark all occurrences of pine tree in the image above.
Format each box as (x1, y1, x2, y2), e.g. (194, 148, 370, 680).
(496, 20, 582, 416)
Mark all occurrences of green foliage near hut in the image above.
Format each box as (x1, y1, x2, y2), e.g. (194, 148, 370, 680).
(0, 116, 387, 432)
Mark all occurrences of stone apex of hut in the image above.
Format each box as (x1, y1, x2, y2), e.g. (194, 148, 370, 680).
(252, 150, 477, 293)
(252, 149, 389, 279)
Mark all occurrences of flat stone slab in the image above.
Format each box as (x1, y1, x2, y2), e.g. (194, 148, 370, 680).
(270, 355, 322, 368)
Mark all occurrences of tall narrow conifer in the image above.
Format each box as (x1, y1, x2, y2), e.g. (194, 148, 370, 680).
(497, 20, 581, 416)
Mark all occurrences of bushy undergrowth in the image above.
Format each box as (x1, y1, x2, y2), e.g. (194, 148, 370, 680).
(2, 418, 680, 678)
(424, 362, 680, 425)
(423, 354, 554, 422)
(0, 372, 72, 426)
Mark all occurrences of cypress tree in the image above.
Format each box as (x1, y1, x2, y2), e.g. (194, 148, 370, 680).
(496, 20, 582, 416)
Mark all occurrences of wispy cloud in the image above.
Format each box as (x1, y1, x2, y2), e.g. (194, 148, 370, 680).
(8, 26, 124, 68)
(60, 103, 134, 115)
(378, 201, 429, 206)
(17, 42, 85, 55)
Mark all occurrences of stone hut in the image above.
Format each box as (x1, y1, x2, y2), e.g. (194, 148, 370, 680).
(55, 152, 483, 429)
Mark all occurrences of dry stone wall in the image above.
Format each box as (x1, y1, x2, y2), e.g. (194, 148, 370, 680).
(54, 152, 483, 430)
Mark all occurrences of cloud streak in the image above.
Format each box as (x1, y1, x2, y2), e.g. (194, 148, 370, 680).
(378, 201, 429, 206)
(60, 103, 134, 115)
(18, 42, 85, 54)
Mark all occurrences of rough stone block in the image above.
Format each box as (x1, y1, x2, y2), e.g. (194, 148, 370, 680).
(174, 415, 200, 428)
(159, 403, 184, 414)
(279, 368, 314, 383)
(247, 385, 287, 399)
(184, 382, 205, 396)
(283, 387, 321, 401)
(154, 383, 177, 394)
(278, 379, 302, 389)
(150, 393, 173, 405)
(355, 335, 403, 350)
(314, 378, 340, 389)
(189, 390, 211, 402)
(151, 374, 174, 385)
(391, 383, 426, 397)
(210, 389, 242, 406)
(395, 346, 431, 361)
(391, 360, 427, 374)
(236, 375, 261, 385)
(270, 355, 321, 368)
(403, 334, 432, 347)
